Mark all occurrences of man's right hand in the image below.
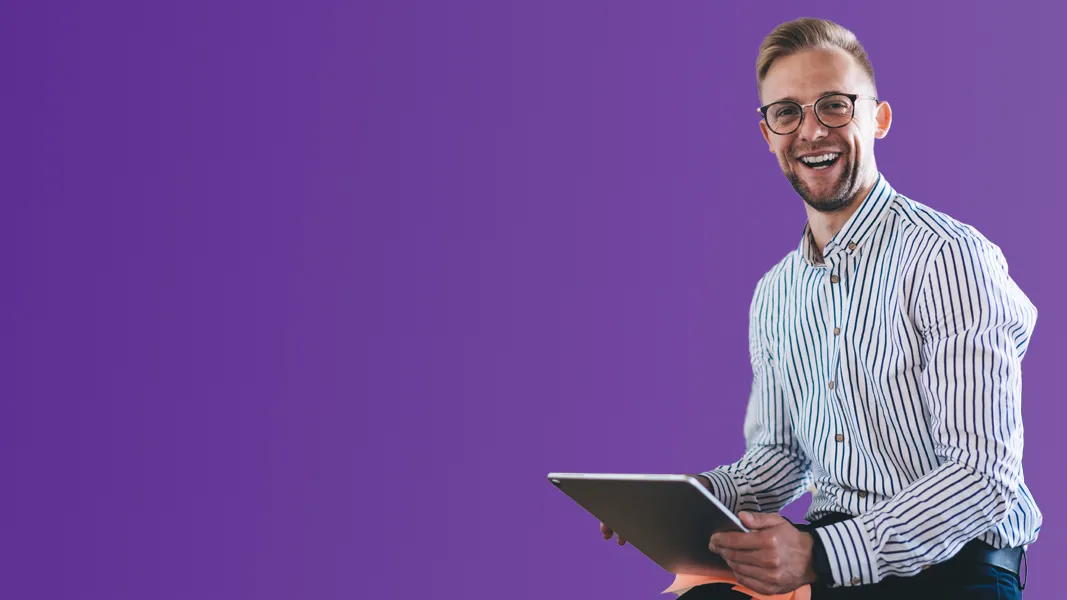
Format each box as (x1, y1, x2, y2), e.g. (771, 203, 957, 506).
(600, 522, 626, 546)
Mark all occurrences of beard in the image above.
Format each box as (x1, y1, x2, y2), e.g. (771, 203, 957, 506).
(786, 153, 861, 214)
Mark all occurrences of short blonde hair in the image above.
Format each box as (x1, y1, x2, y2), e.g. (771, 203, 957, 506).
(756, 18, 877, 99)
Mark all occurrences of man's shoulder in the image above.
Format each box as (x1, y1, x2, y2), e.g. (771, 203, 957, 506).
(887, 192, 998, 252)
(890, 194, 1023, 293)
(749, 251, 799, 306)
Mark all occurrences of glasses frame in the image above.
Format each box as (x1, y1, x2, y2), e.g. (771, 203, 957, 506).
(757, 92, 881, 135)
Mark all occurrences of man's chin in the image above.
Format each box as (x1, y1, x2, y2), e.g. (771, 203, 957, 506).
(803, 193, 854, 213)
(789, 172, 854, 213)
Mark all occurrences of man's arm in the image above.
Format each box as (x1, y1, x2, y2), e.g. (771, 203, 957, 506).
(813, 236, 1037, 587)
(699, 279, 812, 515)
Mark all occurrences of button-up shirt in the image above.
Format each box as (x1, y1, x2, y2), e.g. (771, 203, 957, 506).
(701, 173, 1041, 587)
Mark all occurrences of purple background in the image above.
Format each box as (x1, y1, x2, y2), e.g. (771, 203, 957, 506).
(4, 1, 1064, 598)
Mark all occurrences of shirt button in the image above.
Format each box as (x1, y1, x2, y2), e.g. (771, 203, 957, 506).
(830, 274, 840, 284)
(835, 433, 845, 442)
(827, 380, 835, 390)
(858, 491, 868, 498)
(847, 242, 857, 251)
(851, 577, 861, 585)
(833, 327, 841, 336)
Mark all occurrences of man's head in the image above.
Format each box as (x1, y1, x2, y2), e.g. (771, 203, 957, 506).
(756, 18, 892, 213)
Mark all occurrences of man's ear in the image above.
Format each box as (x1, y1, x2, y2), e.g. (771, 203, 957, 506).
(759, 120, 775, 153)
(874, 100, 892, 139)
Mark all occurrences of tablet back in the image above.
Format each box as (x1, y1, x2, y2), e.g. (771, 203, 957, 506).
(548, 473, 746, 576)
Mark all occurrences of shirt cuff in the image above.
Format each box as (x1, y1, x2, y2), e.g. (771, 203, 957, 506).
(813, 517, 880, 587)
(809, 531, 832, 584)
(697, 469, 740, 514)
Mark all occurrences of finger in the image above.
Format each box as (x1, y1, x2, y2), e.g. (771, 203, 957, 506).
(600, 523, 612, 538)
(717, 547, 780, 569)
(617, 534, 626, 546)
(738, 511, 788, 530)
(711, 531, 771, 552)
(710, 531, 747, 549)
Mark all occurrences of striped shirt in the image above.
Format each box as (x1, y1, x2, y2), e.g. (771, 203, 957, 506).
(700, 173, 1041, 588)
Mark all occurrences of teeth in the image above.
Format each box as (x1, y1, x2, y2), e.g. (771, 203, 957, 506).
(800, 153, 839, 164)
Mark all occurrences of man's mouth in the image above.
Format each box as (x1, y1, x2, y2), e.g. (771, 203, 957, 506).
(797, 152, 841, 170)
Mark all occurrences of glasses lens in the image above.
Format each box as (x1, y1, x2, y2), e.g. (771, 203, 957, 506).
(815, 94, 854, 127)
(767, 102, 802, 133)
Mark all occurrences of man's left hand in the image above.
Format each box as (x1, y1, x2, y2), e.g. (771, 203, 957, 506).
(709, 511, 817, 595)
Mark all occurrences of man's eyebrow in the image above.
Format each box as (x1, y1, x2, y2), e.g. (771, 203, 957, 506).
(768, 90, 848, 104)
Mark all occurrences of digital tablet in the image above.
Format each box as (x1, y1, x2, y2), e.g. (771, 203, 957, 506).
(547, 472, 749, 576)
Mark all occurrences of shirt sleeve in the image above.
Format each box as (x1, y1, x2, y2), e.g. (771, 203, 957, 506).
(700, 278, 813, 515)
(813, 235, 1038, 587)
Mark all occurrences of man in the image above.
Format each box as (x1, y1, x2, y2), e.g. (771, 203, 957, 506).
(601, 17, 1038, 599)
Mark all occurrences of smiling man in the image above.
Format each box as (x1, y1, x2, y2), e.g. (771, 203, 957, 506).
(601, 17, 1039, 599)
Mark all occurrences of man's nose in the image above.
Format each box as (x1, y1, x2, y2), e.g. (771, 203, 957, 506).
(797, 105, 828, 141)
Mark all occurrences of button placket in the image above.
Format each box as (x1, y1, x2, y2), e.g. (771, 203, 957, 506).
(830, 252, 854, 407)
(827, 256, 844, 405)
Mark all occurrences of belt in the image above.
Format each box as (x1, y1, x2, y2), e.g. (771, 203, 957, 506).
(806, 513, 1027, 587)
(955, 541, 1025, 582)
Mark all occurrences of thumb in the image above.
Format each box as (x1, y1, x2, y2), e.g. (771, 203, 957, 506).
(738, 511, 787, 530)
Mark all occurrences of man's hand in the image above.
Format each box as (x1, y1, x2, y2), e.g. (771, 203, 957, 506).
(600, 522, 626, 546)
(709, 511, 817, 595)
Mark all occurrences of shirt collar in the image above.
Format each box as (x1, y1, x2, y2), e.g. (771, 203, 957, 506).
(797, 173, 897, 266)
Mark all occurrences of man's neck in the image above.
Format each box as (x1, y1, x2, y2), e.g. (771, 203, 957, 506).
(804, 175, 878, 255)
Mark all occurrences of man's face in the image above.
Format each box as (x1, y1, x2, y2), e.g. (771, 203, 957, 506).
(759, 47, 890, 213)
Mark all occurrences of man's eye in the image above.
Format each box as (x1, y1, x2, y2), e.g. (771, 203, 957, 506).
(775, 107, 798, 117)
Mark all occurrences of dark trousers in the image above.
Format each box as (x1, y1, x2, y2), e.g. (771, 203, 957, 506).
(680, 514, 1023, 600)
(678, 562, 1021, 599)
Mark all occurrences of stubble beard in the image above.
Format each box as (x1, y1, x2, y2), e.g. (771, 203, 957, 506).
(787, 154, 861, 214)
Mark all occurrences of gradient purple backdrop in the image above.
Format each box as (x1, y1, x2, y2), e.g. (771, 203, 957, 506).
(4, 1, 1065, 598)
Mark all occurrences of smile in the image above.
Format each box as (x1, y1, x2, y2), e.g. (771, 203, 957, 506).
(798, 152, 841, 170)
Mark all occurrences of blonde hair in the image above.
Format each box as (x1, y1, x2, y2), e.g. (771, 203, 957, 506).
(756, 18, 877, 98)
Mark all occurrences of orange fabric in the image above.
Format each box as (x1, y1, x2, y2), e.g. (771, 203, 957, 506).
(663, 569, 812, 600)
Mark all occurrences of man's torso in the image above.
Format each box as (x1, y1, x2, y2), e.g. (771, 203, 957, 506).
(752, 175, 1041, 547)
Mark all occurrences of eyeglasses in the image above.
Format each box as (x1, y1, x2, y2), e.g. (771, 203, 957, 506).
(758, 92, 880, 135)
